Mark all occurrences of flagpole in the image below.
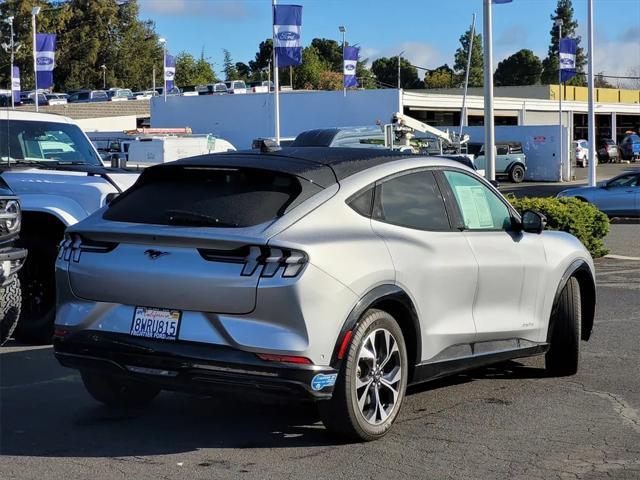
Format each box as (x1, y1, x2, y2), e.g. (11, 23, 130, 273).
(31, 7, 40, 112)
(460, 13, 475, 139)
(6, 16, 15, 109)
(341, 27, 346, 97)
(272, 0, 281, 146)
(587, 0, 596, 187)
(556, 18, 563, 181)
(483, 0, 495, 182)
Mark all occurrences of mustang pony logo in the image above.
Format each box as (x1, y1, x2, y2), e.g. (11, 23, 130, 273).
(144, 249, 169, 260)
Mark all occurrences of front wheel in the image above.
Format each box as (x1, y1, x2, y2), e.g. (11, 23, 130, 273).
(546, 277, 581, 377)
(509, 164, 525, 183)
(0, 278, 22, 345)
(318, 309, 408, 441)
(81, 372, 161, 408)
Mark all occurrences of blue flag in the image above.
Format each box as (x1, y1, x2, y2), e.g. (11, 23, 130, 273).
(343, 46, 359, 88)
(273, 4, 302, 67)
(11, 66, 21, 104)
(559, 38, 577, 83)
(35, 33, 56, 89)
(165, 54, 176, 92)
(492, 0, 513, 3)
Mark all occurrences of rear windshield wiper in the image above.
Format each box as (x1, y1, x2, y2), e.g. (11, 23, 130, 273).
(166, 210, 239, 228)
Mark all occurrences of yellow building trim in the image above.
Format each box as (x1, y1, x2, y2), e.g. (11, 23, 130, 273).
(550, 84, 640, 104)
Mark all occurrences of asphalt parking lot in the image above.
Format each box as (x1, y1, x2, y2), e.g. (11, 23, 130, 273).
(1, 181, 639, 480)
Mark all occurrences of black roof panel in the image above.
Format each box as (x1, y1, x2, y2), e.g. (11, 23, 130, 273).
(163, 147, 414, 186)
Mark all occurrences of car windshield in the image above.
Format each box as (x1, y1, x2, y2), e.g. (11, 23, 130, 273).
(608, 174, 638, 188)
(0, 119, 102, 166)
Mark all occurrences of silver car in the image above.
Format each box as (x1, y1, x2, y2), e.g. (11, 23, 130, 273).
(557, 171, 640, 217)
(53, 147, 596, 441)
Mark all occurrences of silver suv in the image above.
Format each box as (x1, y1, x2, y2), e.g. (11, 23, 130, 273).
(53, 147, 596, 440)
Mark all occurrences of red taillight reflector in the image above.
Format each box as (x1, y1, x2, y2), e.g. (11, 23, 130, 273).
(337, 330, 353, 360)
(53, 328, 70, 338)
(256, 353, 313, 365)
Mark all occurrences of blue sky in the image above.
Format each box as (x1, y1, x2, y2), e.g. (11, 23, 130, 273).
(139, 0, 640, 83)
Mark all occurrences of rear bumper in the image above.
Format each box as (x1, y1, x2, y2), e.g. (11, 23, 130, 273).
(53, 330, 338, 401)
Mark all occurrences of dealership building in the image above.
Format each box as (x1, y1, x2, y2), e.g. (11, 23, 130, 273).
(151, 84, 640, 150)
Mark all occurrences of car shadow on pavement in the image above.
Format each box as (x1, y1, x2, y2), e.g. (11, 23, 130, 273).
(0, 345, 351, 459)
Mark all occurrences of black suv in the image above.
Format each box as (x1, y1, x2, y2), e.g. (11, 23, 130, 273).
(0, 178, 27, 344)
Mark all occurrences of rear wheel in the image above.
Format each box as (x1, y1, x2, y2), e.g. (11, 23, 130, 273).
(318, 309, 408, 441)
(81, 372, 161, 408)
(0, 278, 22, 345)
(509, 164, 525, 183)
(545, 277, 581, 377)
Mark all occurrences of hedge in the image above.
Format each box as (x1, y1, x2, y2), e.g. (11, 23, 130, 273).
(507, 195, 610, 258)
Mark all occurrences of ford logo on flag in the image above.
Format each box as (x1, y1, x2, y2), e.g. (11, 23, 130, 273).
(276, 31, 299, 41)
(36, 57, 53, 66)
(345, 64, 356, 72)
(166, 71, 174, 79)
(560, 58, 574, 66)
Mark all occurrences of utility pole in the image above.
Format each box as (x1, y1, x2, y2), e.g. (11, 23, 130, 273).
(100, 64, 106, 89)
(159, 37, 167, 101)
(397, 51, 404, 90)
(272, 0, 281, 145)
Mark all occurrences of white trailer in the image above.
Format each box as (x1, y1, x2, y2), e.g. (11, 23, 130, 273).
(126, 135, 235, 167)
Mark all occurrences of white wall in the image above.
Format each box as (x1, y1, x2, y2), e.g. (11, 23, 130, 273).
(151, 89, 402, 149)
(77, 115, 138, 132)
(459, 125, 568, 181)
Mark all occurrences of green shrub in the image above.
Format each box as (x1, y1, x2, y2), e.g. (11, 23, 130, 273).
(507, 195, 610, 258)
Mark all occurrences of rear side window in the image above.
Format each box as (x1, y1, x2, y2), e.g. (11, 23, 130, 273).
(348, 187, 374, 217)
(373, 170, 450, 231)
(104, 167, 319, 228)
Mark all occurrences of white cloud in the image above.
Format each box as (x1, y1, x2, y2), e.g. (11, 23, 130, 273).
(360, 41, 446, 69)
(139, 0, 251, 20)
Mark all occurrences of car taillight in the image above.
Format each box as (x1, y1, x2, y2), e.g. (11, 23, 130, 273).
(256, 353, 313, 365)
(198, 245, 308, 278)
(241, 246, 307, 278)
(58, 233, 117, 262)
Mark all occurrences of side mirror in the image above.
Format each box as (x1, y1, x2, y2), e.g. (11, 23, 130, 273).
(521, 210, 547, 234)
(110, 153, 127, 169)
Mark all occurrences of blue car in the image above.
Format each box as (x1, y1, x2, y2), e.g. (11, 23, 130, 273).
(557, 171, 640, 217)
(619, 134, 640, 161)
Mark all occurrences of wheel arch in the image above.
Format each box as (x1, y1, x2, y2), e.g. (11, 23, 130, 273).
(330, 284, 421, 379)
(551, 259, 596, 342)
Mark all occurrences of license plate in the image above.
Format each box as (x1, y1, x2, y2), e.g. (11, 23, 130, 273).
(130, 307, 181, 341)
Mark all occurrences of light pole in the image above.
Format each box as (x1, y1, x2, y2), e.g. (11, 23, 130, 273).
(397, 50, 405, 90)
(482, 0, 496, 182)
(555, 17, 565, 181)
(587, 0, 596, 187)
(100, 64, 106, 89)
(339, 25, 346, 97)
(32, 6, 41, 112)
(460, 13, 476, 138)
(159, 38, 167, 101)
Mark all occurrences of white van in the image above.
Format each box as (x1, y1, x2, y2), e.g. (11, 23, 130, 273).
(125, 135, 236, 167)
(224, 80, 247, 94)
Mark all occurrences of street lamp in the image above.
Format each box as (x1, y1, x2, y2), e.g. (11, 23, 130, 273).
(32, 6, 41, 112)
(158, 37, 167, 102)
(339, 26, 346, 96)
(100, 64, 106, 89)
(397, 50, 405, 90)
(555, 17, 566, 181)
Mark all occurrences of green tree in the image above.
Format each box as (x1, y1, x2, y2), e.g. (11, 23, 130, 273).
(318, 70, 343, 90)
(424, 64, 457, 89)
(222, 49, 238, 81)
(310, 38, 343, 72)
(594, 72, 614, 88)
(494, 49, 543, 86)
(356, 59, 377, 89)
(454, 27, 483, 87)
(235, 62, 251, 81)
(540, 0, 586, 86)
(174, 51, 217, 86)
(371, 56, 421, 89)
(293, 46, 324, 89)
(0, 0, 164, 91)
(248, 39, 272, 77)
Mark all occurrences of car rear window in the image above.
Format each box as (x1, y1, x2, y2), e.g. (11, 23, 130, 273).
(103, 166, 320, 228)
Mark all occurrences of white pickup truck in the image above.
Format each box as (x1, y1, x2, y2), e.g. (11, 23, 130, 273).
(0, 110, 139, 342)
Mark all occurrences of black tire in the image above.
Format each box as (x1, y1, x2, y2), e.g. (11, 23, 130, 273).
(14, 238, 57, 344)
(0, 277, 22, 345)
(318, 309, 408, 441)
(509, 164, 525, 183)
(81, 371, 161, 408)
(545, 277, 581, 377)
